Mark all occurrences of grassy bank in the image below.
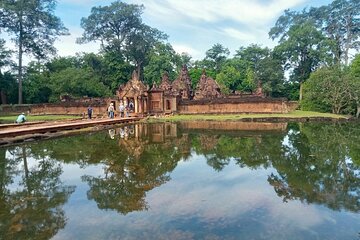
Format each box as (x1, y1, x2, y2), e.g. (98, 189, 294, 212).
(145, 110, 350, 122)
(0, 115, 81, 123)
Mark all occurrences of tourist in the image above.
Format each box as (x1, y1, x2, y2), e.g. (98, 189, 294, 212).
(108, 103, 115, 119)
(87, 106, 93, 119)
(16, 113, 27, 124)
(119, 102, 125, 118)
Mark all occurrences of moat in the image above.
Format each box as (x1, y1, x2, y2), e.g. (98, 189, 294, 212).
(1, 122, 360, 240)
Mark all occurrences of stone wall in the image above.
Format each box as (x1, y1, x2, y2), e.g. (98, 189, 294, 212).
(0, 97, 298, 116)
(0, 104, 32, 116)
(29, 103, 108, 117)
(178, 98, 298, 114)
(23, 98, 113, 117)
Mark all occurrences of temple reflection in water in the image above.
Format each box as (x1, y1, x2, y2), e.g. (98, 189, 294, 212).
(2, 122, 360, 239)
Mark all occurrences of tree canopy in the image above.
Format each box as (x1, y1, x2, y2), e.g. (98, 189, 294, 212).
(0, 0, 359, 116)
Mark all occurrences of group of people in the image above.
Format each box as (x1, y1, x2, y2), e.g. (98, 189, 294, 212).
(86, 100, 135, 120)
(107, 100, 134, 119)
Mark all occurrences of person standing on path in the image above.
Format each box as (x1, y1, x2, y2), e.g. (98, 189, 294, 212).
(87, 106, 93, 119)
(119, 102, 125, 118)
(108, 103, 115, 119)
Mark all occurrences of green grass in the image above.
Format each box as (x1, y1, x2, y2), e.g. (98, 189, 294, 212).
(0, 115, 81, 123)
(145, 110, 350, 122)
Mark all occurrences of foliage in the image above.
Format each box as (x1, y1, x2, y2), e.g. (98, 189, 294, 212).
(48, 68, 111, 102)
(302, 65, 357, 114)
(78, 1, 167, 78)
(188, 67, 216, 90)
(1, 0, 68, 104)
(216, 65, 241, 94)
(318, 0, 360, 65)
(204, 43, 230, 73)
(272, 21, 330, 85)
(0, 39, 16, 104)
(143, 42, 180, 85)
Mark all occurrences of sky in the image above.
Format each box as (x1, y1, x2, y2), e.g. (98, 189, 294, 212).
(3, 0, 333, 61)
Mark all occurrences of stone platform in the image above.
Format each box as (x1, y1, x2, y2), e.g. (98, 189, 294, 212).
(0, 117, 142, 140)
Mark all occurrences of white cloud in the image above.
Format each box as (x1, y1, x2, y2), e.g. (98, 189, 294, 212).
(54, 27, 101, 57)
(134, 0, 307, 26)
(172, 44, 201, 58)
(221, 28, 256, 41)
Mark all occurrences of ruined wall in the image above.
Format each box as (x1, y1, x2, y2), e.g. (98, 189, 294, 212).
(29, 103, 108, 117)
(0, 104, 32, 115)
(178, 98, 298, 114)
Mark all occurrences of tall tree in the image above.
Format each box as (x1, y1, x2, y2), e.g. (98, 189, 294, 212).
(77, 1, 143, 52)
(234, 44, 270, 72)
(271, 21, 330, 100)
(318, 0, 360, 65)
(124, 24, 167, 78)
(78, 1, 166, 78)
(205, 43, 230, 73)
(1, 0, 68, 104)
(0, 39, 14, 104)
(143, 42, 181, 85)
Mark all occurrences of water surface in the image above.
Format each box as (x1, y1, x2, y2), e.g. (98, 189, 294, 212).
(1, 122, 360, 240)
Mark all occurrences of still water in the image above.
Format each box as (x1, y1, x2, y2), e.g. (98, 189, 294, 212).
(1, 121, 360, 240)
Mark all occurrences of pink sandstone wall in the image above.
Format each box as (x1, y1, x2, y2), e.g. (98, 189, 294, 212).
(1, 98, 298, 116)
(178, 99, 297, 114)
(29, 104, 109, 117)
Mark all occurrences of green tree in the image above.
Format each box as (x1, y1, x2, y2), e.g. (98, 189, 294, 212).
(350, 54, 360, 117)
(216, 65, 241, 94)
(78, 1, 166, 78)
(124, 24, 167, 79)
(271, 21, 330, 100)
(256, 56, 285, 97)
(48, 68, 111, 102)
(77, 1, 143, 52)
(0, 39, 14, 104)
(318, 0, 360, 65)
(23, 62, 51, 103)
(1, 0, 68, 104)
(234, 44, 270, 72)
(302, 66, 354, 114)
(205, 43, 230, 73)
(144, 43, 180, 85)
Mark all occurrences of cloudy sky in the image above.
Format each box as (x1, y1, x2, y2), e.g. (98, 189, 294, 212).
(5, 0, 333, 61)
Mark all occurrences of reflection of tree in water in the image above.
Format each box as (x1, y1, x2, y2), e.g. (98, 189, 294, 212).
(6, 122, 360, 217)
(190, 122, 360, 212)
(81, 124, 188, 215)
(0, 146, 75, 240)
(268, 123, 360, 212)
(191, 131, 284, 171)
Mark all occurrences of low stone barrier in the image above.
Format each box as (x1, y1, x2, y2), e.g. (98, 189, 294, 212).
(178, 98, 297, 114)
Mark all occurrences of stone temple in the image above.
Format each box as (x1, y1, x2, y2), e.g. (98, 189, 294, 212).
(116, 65, 226, 115)
(19, 65, 296, 116)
